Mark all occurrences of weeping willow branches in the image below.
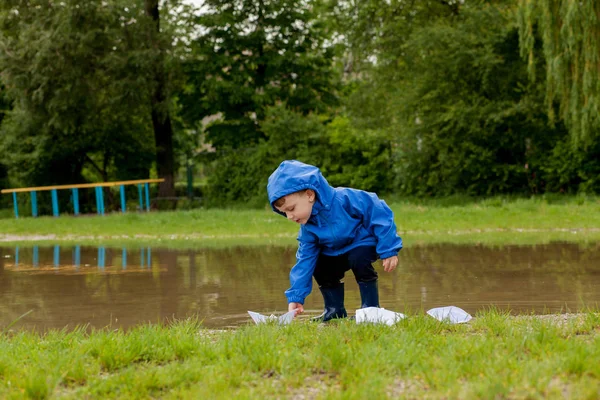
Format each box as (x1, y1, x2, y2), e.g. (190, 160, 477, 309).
(518, 0, 600, 145)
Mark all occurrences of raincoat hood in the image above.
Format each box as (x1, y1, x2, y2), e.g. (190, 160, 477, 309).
(267, 160, 335, 217)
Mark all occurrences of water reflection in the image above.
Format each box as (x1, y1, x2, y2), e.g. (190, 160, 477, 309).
(9, 245, 153, 271)
(0, 243, 599, 330)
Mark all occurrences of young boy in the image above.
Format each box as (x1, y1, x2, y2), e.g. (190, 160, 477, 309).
(267, 160, 403, 321)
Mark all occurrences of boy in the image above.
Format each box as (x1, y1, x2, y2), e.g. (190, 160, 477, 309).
(267, 160, 403, 321)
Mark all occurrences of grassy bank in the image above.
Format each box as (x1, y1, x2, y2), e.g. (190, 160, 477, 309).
(1, 310, 599, 399)
(0, 196, 599, 247)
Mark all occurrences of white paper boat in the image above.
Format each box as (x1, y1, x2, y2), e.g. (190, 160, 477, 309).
(247, 310, 296, 325)
(355, 307, 406, 326)
(426, 306, 472, 324)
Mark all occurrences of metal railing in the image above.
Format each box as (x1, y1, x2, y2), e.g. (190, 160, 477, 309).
(1, 179, 164, 218)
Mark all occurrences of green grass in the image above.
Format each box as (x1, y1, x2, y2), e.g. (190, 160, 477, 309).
(1, 310, 599, 399)
(0, 195, 599, 247)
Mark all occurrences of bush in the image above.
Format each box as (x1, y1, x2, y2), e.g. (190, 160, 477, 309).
(200, 106, 394, 207)
(388, 4, 566, 196)
(540, 139, 600, 193)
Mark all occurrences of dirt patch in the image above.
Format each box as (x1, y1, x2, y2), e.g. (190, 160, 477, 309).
(288, 378, 331, 400)
(270, 372, 339, 400)
(515, 313, 586, 327)
(0, 234, 60, 242)
(387, 378, 429, 399)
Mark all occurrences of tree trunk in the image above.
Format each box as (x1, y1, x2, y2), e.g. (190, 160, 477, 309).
(145, 0, 176, 198)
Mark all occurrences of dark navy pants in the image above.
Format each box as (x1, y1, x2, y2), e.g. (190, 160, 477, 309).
(313, 246, 378, 288)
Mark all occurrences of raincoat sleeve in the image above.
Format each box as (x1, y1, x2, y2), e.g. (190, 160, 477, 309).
(343, 189, 403, 259)
(285, 234, 320, 304)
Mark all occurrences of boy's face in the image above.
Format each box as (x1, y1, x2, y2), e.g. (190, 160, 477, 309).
(275, 190, 315, 225)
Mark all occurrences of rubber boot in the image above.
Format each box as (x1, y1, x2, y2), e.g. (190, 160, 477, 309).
(312, 283, 348, 322)
(358, 280, 380, 308)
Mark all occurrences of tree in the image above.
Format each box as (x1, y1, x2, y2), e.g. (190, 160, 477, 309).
(323, 0, 574, 196)
(0, 79, 9, 195)
(0, 0, 194, 203)
(518, 0, 600, 144)
(0, 0, 156, 193)
(393, 2, 547, 195)
(179, 0, 338, 150)
(144, 0, 176, 197)
(0, 79, 8, 127)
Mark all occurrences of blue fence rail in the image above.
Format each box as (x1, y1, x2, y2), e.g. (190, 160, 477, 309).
(1, 179, 164, 219)
(10, 245, 153, 270)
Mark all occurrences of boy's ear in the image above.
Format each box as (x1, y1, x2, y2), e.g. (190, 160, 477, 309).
(306, 189, 316, 202)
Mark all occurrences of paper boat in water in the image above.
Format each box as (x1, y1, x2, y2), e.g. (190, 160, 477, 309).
(355, 307, 406, 326)
(247, 310, 296, 325)
(426, 306, 472, 324)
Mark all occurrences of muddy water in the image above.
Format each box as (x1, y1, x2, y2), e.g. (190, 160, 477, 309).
(0, 243, 599, 330)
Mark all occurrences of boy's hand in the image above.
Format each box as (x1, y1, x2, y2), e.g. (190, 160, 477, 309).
(289, 302, 304, 315)
(382, 256, 398, 272)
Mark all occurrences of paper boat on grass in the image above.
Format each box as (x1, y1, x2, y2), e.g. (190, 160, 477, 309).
(355, 307, 406, 326)
(426, 306, 472, 324)
(247, 310, 296, 325)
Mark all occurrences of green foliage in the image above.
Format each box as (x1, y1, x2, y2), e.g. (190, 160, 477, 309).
(335, 1, 577, 196)
(324, 0, 462, 75)
(195, 0, 598, 199)
(0, 0, 597, 209)
(202, 105, 326, 206)
(319, 116, 392, 193)
(0, 0, 155, 189)
(518, 0, 600, 145)
(179, 0, 339, 149)
(202, 105, 393, 206)
(540, 138, 600, 193)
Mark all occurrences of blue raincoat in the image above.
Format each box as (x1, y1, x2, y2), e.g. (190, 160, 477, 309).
(267, 160, 403, 304)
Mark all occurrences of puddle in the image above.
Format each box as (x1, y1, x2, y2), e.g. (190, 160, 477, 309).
(0, 243, 599, 330)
